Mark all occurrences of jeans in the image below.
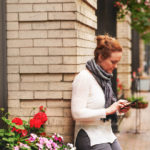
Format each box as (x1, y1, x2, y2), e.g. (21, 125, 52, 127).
(75, 129, 122, 150)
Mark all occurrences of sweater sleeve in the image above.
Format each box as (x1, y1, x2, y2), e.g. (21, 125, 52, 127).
(71, 70, 106, 121)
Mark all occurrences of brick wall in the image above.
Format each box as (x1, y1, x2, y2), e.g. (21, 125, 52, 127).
(7, 0, 97, 142)
(117, 15, 132, 98)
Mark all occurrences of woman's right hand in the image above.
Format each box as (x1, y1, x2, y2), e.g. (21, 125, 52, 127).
(106, 100, 128, 115)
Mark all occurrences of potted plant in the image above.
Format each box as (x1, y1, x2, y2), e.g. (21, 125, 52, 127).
(127, 96, 148, 109)
(114, 0, 150, 43)
(0, 106, 76, 150)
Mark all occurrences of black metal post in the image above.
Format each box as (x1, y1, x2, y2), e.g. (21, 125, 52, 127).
(0, 0, 8, 128)
(96, 0, 119, 132)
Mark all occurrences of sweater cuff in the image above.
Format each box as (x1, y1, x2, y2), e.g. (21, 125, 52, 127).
(100, 108, 106, 118)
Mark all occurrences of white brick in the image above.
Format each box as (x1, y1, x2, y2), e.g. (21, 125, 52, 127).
(8, 74, 20, 82)
(48, 117, 73, 125)
(19, 31, 47, 39)
(49, 47, 76, 56)
(47, 100, 64, 108)
(48, 0, 74, 2)
(8, 83, 19, 91)
(20, 83, 48, 90)
(48, 12, 76, 20)
(19, 23, 32, 30)
(19, 13, 47, 21)
(7, 31, 18, 39)
(8, 57, 33, 65)
(8, 65, 19, 73)
(7, 48, 19, 56)
(33, 4, 62, 12)
(7, 40, 33, 48)
(7, 13, 18, 21)
(20, 65, 48, 73)
(49, 65, 76, 73)
(77, 39, 96, 48)
(64, 74, 75, 81)
(7, 4, 32, 12)
(77, 47, 93, 55)
(49, 82, 72, 91)
(8, 91, 33, 99)
(34, 56, 62, 64)
(63, 39, 77, 47)
(32, 22, 61, 30)
(20, 48, 48, 56)
(63, 91, 72, 99)
(8, 100, 20, 107)
(46, 108, 63, 117)
(48, 30, 76, 38)
(20, 100, 46, 108)
(63, 3, 76, 11)
(7, 0, 18, 3)
(19, 0, 47, 3)
(34, 39, 62, 47)
(7, 22, 19, 30)
(45, 126, 64, 135)
(61, 21, 76, 29)
(34, 74, 62, 82)
(63, 56, 76, 64)
(34, 91, 62, 99)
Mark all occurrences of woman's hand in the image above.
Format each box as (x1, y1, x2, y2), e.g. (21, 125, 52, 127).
(106, 99, 130, 115)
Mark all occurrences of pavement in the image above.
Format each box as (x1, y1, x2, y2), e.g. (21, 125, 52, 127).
(116, 92, 150, 150)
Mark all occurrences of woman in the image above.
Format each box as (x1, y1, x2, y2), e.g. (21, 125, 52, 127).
(71, 35, 130, 150)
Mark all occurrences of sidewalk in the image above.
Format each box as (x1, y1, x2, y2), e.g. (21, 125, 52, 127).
(116, 92, 150, 150)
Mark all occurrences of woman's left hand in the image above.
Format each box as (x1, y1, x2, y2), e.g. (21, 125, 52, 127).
(118, 99, 131, 113)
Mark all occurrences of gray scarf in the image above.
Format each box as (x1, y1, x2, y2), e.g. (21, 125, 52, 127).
(86, 59, 117, 121)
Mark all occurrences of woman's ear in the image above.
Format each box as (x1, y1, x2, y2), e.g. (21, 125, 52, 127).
(98, 54, 103, 63)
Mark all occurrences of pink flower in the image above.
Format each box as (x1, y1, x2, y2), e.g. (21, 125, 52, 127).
(14, 146, 19, 150)
(28, 133, 37, 142)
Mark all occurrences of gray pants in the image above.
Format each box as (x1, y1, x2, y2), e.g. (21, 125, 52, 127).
(75, 129, 122, 150)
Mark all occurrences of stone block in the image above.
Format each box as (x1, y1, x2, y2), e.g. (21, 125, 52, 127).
(19, 23, 32, 30)
(8, 57, 33, 65)
(32, 22, 61, 30)
(60, 21, 76, 29)
(34, 91, 62, 99)
(34, 39, 62, 47)
(7, 48, 19, 56)
(8, 65, 19, 73)
(20, 83, 49, 90)
(7, 4, 32, 12)
(48, 12, 76, 20)
(49, 82, 72, 91)
(8, 91, 33, 99)
(20, 100, 46, 108)
(7, 74, 20, 82)
(8, 83, 19, 91)
(20, 65, 48, 73)
(33, 4, 62, 12)
(63, 56, 77, 64)
(48, 30, 76, 38)
(49, 47, 76, 56)
(20, 48, 48, 56)
(7, 22, 19, 30)
(7, 40, 33, 48)
(63, 3, 77, 11)
(7, 13, 18, 21)
(49, 65, 76, 73)
(19, 30, 47, 39)
(19, 12, 47, 21)
(46, 108, 64, 116)
(34, 56, 62, 64)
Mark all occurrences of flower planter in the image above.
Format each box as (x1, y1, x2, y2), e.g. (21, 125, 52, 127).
(131, 102, 148, 109)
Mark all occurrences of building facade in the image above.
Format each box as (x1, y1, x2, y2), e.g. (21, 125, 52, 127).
(0, 0, 134, 142)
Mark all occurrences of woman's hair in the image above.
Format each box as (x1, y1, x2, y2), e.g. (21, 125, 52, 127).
(94, 35, 122, 61)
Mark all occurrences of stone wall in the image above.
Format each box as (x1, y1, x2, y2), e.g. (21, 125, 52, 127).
(117, 15, 132, 98)
(6, 0, 97, 142)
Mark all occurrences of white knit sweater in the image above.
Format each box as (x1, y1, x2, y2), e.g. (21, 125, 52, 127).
(71, 69, 116, 146)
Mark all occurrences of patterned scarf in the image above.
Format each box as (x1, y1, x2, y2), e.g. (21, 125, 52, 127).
(86, 59, 117, 121)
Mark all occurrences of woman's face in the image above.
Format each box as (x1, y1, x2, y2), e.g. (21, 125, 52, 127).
(97, 51, 122, 74)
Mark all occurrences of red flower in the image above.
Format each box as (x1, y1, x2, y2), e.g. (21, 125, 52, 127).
(39, 106, 43, 111)
(21, 129, 28, 137)
(34, 112, 47, 124)
(12, 118, 23, 125)
(40, 132, 46, 136)
(30, 118, 42, 129)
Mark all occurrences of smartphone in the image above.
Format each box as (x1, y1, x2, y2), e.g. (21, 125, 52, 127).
(120, 99, 139, 110)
